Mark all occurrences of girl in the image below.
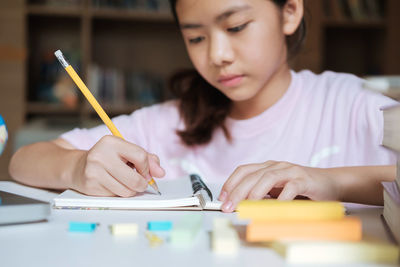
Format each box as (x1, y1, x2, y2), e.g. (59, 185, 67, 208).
(9, 0, 397, 213)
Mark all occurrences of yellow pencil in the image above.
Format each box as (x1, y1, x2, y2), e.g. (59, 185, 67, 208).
(54, 49, 161, 195)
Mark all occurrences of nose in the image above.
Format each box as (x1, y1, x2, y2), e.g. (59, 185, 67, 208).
(208, 32, 234, 67)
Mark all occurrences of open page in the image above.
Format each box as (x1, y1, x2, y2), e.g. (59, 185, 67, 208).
(54, 177, 222, 210)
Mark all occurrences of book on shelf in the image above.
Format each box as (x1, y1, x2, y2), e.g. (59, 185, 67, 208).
(91, 0, 170, 11)
(382, 181, 400, 244)
(32, 0, 83, 7)
(34, 49, 80, 108)
(54, 174, 222, 210)
(363, 76, 400, 101)
(87, 64, 164, 107)
(324, 0, 383, 20)
(346, 0, 364, 20)
(382, 104, 400, 152)
(381, 103, 400, 244)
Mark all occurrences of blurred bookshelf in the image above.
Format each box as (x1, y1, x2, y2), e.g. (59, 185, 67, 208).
(291, 0, 400, 80)
(24, 0, 191, 123)
(23, 0, 400, 124)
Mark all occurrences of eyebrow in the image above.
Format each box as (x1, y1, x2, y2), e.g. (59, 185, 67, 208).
(180, 5, 252, 30)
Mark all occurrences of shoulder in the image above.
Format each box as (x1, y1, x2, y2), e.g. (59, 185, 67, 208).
(295, 70, 395, 105)
(296, 70, 363, 95)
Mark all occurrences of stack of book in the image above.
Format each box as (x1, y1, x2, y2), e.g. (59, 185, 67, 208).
(237, 200, 361, 242)
(382, 104, 400, 243)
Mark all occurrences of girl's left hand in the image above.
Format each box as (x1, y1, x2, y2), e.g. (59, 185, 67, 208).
(218, 161, 341, 213)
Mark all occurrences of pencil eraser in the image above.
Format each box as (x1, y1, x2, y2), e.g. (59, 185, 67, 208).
(170, 214, 203, 246)
(69, 222, 97, 233)
(148, 221, 173, 231)
(110, 223, 138, 236)
(54, 50, 62, 57)
(212, 218, 240, 254)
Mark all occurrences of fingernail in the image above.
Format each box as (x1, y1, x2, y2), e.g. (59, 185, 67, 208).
(222, 200, 233, 213)
(219, 191, 227, 202)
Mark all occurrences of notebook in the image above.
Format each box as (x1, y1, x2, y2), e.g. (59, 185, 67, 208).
(53, 174, 223, 210)
(0, 190, 50, 225)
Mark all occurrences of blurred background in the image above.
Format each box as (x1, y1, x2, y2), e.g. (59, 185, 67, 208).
(0, 0, 399, 180)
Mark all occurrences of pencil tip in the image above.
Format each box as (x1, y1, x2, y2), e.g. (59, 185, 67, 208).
(158, 191, 162, 196)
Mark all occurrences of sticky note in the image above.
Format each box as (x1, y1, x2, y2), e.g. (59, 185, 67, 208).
(238, 200, 345, 221)
(110, 223, 138, 236)
(211, 218, 240, 254)
(69, 222, 97, 232)
(272, 241, 400, 264)
(246, 217, 361, 242)
(147, 221, 172, 231)
(170, 213, 203, 246)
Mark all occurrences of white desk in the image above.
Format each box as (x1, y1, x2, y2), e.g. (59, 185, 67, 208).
(0, 181, 397, 267)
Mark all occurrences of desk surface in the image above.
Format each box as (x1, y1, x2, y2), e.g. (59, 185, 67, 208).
(0, 181, 397, 267)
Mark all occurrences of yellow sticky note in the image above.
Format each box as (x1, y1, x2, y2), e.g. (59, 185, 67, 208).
(110, 223, 138, 236)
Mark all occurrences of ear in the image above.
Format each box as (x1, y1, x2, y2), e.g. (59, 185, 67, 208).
(282, 0, 304, 36)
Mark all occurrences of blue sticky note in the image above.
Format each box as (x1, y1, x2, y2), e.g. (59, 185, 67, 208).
(148, 221, 173, 231)
(69, 222, 97, 232)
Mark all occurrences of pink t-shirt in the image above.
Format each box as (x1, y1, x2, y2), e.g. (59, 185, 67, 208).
(61, 70, 398, 183)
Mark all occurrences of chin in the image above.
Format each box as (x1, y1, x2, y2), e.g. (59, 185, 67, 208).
(223, 88, 258, 102)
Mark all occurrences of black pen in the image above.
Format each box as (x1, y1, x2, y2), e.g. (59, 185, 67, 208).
(190, 174, 213, 202)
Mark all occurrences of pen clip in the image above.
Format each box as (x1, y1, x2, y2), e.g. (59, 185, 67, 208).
(190, 174, 213, 201)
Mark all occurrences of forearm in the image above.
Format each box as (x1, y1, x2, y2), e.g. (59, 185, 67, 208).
(9, 141, 84, 190)
(327, 165, 396, 205)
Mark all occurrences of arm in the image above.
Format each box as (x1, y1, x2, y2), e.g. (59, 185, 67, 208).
(9, 136, 165, 197)
(9, 138, 85, 190)
(327, 165, 395, 204)
(218, 161, 396, 212)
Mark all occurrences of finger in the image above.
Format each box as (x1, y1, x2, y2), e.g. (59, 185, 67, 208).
(220, 161, 277, 201)
(110, 138, 152, 181)
(221, 168, 270, 212)
(148, 154, 165, 178)
(247, 174, 287, 200)
(99, 169, 138, 198)
(227, 166, 300, 211)
(105, 158, 148, 193)
(277, 178, 308, 200)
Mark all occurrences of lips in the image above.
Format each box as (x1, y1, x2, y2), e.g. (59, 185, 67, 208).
(218, 74, 244, 87)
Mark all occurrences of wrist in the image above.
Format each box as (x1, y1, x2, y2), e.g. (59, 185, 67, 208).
(60, 149, 87, 190)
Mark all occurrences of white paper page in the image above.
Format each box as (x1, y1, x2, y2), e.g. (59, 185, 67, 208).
(54, 177, 223, 209)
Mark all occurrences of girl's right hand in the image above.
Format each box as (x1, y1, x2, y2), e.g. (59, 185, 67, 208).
(68, 135, 165, 197)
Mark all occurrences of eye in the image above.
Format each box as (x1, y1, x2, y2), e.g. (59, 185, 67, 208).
(188, 36, 205, 44)
(227, 23, 248, 33)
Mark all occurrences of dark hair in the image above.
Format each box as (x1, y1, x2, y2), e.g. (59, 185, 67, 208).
(169, 0, 306, 146)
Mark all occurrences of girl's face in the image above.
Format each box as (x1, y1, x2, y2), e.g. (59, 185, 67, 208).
(176, 0, 302, 113)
